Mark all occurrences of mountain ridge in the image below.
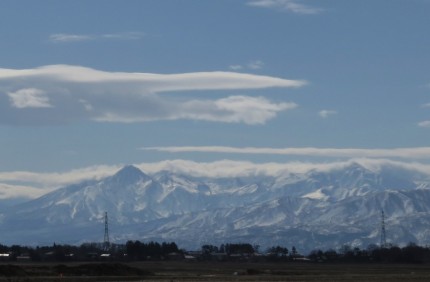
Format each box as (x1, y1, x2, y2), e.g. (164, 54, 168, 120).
(0, 163, 429, 252)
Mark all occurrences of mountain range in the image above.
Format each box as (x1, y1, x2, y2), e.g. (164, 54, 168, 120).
(1, 162, 430, 253)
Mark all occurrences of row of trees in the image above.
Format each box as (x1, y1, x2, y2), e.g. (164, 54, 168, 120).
(125, 241, 179, 260)
(0, 241, 179, 262)
(2, 241, 430, 263)
(0, 242, 105, 261)
(201, 244, 297, 256)
(199, 244, 303, 262)
(199, 243, 430, 264)
(309, 243, 430, 264)
(201, 243, 256, 255)
(0, 241, 300, 262)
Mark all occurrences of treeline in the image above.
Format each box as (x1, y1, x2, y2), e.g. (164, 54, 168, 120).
(201, 243, 256, 255)
(2, 240, 430, 264)
(309, 243, 430, 264)
(199, 243, 430, 264)
(199, 243, 301, 262)
(0, 242, 109, 261)
(125, 241, 179, 260)
(0, 241, 180, 262)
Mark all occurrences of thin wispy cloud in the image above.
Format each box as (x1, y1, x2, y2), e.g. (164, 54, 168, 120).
(419, 104, 430, 127)
(229, 65, 243, 71)
(0, 165, 120, 189)
(0, 65, 305, 125)
(318, 110, 337, 118)
(248, 60, 265, 69)
(247, 0, 323, 15)
(418, 121, 430, 128)
(141, 145, 430, 160)
(49, 34, 93, 43)
(49, 32, 144, 43)
(229, 60, 264, 71)
(0, 183, 51, 199)
(101, 31, 144, 40)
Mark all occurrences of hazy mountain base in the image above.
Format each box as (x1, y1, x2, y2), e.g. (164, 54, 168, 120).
(1, 163, 430, 253)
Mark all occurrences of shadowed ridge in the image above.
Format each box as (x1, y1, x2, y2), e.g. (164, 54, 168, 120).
(110, 165, 150, 185)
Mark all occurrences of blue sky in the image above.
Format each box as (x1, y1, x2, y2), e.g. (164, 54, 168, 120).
(1, 0, 430, 196)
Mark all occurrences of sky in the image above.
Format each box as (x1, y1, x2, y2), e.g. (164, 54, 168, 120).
(1, 0, 430, 198)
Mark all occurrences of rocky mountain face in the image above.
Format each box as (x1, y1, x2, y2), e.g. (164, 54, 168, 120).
(1, 163, 430, 253)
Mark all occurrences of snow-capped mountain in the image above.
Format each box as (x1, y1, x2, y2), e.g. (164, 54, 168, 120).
(1, 162, 430, 253)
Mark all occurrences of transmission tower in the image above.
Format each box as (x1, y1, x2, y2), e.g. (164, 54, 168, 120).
(380, 209, 387, 248)
(103, 211, 110, 251)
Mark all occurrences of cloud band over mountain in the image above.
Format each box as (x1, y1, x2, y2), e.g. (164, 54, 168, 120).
(142, 146, 430, 160)
(1, 158, 430, 199)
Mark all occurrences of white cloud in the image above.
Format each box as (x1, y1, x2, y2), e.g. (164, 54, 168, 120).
(0, 165, 120, 190)
(101, 31, 144, 40)
(7, 88, 52, 108)
(138, 158, 430, 178)
(0, 65, 305, 125)
(78, 99, 94, 111)
(418, 120, 430, 128)
(177, 96, 297, 125)
(318, 110, 337, 118)
(419, 104, 429, 127)
(49, 33, 93, 43)
(229, 60, 264, 71)
(2, 159, 430, 199)
(248, 60, 264, 69)
(141, 146, 430, 160)
(93, 95, 296, 124)
(229, 65, 243, 71)
(0, 183, 53, 199)
(49, 32, 144, 43)
(247, 0, 323, 14)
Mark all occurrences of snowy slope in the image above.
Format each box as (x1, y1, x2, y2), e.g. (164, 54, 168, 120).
(0, 163, 429, 252)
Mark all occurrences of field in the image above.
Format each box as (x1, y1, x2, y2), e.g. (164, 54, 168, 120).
(2, 261, 430, 281)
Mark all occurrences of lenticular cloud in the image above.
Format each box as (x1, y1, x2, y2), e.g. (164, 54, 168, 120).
(0, 65, 305, 125)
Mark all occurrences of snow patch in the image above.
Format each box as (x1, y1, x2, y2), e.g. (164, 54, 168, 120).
(302, 189, 328, 200)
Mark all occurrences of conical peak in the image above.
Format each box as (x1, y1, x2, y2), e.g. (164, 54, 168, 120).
(111, 165, 149, 184)
(117, 164, 142, 173)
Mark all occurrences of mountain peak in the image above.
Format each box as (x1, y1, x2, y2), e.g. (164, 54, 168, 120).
(110, 165, 149, 184)
(118, 164, 142, 173)
(346, 162, 366, 170)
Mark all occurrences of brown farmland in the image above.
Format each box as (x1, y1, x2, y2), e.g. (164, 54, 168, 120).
(1, 261, 430, 281)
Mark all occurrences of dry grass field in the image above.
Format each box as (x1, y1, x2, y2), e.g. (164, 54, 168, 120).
(1, 261, 430, 281)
